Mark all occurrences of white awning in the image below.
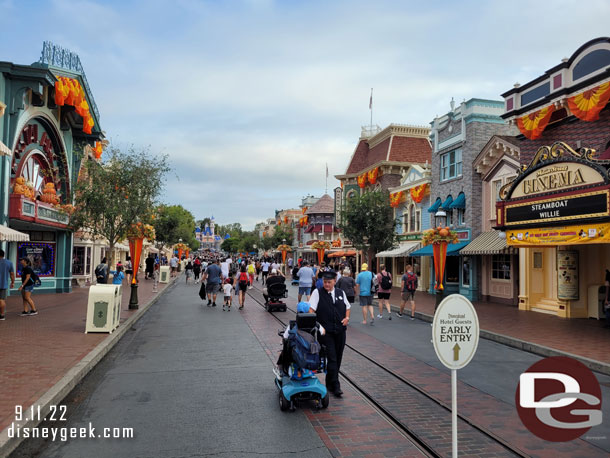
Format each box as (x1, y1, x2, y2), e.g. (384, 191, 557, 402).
(114, 243, 130, 251)
(0, 141, 10, 157)
(0, 225, 29, 242)
(376, 241, 420, 258)
(147, 246, 159, 253)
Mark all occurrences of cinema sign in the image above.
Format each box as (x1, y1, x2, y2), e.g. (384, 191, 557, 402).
(495, 142, 610, 230)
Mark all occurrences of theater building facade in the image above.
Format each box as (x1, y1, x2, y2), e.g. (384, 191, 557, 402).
(497, 37, 610, 318)
(0, 43, 103, 294)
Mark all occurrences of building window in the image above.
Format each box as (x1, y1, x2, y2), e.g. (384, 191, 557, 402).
(440, 148, 462, 181)
(533, 252, 543, 269)
(403, 212, 409, 233)
(492, 254, 511, 280)
(446, 210, 453, 227)
(415, 209, 421, 232)
(445, 257, 459, 283)
(493, 180, 502, 201)
(409, 204, 415, 233)
(72, 246, 85, 275)
(462, 257, 471, 286)
(457, 208, 465, 226)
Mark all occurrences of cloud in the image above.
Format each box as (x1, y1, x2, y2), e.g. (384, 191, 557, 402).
(1, 0, 610, 229)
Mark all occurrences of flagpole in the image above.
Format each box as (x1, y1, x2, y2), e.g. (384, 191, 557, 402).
(370, 88, 373, 130)
(325, 162, 328, 194)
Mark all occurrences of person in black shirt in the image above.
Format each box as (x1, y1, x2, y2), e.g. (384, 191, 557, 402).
(308, 270, 350, 397)
(18, 258, 38, 316)
(263, 269, 285, 304)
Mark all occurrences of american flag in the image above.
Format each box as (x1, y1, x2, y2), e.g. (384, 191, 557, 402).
(369, 88, 373, 109)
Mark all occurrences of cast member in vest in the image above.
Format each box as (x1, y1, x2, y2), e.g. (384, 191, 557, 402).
(308, 270, 351, 397)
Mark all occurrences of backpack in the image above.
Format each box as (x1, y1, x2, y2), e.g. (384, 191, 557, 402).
(405, 272, 418, 291)
(95, 263, 106, 278)
(288, 324, 321, 370)
(238, 272, 249, 287)
(380, 272, 392, 290)
(30, 271, 42, 287)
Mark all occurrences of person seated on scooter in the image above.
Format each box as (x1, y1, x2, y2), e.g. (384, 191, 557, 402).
(263, 268, 285, 304)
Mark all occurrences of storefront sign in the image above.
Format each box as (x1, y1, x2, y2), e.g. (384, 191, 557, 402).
(398, 233, 422, 241)
(512, 162, 605, 198)
(557, 251, 579, 300)
(17, 242, 56, 277)
(507, 222, 610, 246)
(505, 190, 608, 226)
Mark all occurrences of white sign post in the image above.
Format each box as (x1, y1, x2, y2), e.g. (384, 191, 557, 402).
(432, 294, 480, 457)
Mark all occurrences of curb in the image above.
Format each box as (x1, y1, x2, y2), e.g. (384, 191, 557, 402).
(0, 275, 180, 458)
(376, 300, 610, 377)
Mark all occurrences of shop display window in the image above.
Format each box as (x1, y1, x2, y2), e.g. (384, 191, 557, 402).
(462, 257, 471, 286)
(492, 254, 511, 280)
(17, 242, 56, 277)
(445, 256, 459, 283)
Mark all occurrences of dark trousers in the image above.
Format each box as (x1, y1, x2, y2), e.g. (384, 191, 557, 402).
(319, 331, 346, 391)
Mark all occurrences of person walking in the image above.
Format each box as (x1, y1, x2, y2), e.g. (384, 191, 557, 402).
(261, 259, 270, 284)
(308, 270, 350, 397)
(223, 278, 234, 311)
(204, 259, 223, 307)
(193, 257, 202, 283)
(110, 265, 125, 285)
(336, 268, 355, 305)
(376, 264, 393, 320)
(398, 265, 418, 320)
(247, 261, 255, 289)
(95, 257, 109, 284)
(255, 260, 261, 282)
(185, 260, 194, 284)
(18, 258, 37, 316)
(603, 268, 609, 328)
(169, 254, 178, 277)
(237, 265, 249, 310)
(145, 254, 155, 280)
(296, 260, 314, 302)
(355, 263, 374, 325)
(0, 249, 15, 320)
(124, 256, 133, 284)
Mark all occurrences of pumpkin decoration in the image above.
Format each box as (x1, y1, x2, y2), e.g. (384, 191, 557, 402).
(13, 177, 27, 195)
(41, 182, 60, 205)
(422, 227, 459, 246)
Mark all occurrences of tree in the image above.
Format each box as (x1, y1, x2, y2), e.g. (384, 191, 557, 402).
(70, 146, 170, 266)
(340, 190, 397, 265)
(153, 205, 198, 249)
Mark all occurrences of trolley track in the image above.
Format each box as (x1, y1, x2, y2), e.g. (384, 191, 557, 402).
(247, 286, 527, 458)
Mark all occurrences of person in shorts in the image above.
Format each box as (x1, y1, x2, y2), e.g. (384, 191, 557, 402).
(355, 263, 374, 325)
(376, 264, 393, 320)
(296, 260, 314, 302)
(204, 259, 223, 307)
(18, 258, 38, 316)
(0, 249, 15, 320)
(223, 279, 233, 311)
(398, 264, 418, 320)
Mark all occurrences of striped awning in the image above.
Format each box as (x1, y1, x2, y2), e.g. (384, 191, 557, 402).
(376, 242, 420, 258)
(0, 225, 29, 242)
(461, 231, 517, 255)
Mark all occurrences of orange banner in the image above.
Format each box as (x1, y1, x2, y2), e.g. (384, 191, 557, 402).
(567, 82, 610, 122)
(128, 238, 144, 284)
(517, 105, 555, 140)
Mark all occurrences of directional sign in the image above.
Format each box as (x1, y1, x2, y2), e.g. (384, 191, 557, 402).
(432, 294, 480, 370)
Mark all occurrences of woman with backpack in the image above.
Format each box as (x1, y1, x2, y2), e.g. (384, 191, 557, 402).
(18, 258, 38, 316)
(398, 264, 418, 320)
(376, 264, 393, 320)
(237, 265, 249, 310)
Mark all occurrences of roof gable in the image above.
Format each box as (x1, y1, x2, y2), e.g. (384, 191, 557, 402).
(306, 194, 334, 214)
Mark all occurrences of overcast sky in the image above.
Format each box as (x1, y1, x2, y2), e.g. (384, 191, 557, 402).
(1, 0, 609, 230)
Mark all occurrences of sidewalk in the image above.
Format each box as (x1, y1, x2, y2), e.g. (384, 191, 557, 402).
(0, 275, 176, 456)
(379, 285, 610, 372)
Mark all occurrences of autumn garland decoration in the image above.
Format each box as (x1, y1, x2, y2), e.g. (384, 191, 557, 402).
(357, 174, 367, 188)
(277, 244, 292, 252)
(389, 191, 404, 208)
(410, 183, 427, 203)
(311, 240, 331, 250)
(367, 167, 379, 184)
(422, 227, 459, 246)
(126, 222, 156, 240)
(54, 76, 94, 134)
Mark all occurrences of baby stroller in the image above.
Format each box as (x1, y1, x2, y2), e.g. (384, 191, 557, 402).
(275, 310, 328, 411)
(266, 282, 287, 312)
(291, 266, 299, 286)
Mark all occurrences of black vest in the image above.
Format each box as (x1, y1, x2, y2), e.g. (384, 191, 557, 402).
(315, 287, 347, 334)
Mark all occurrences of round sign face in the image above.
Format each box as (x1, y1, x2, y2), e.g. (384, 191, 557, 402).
(432, 294, 480, 370)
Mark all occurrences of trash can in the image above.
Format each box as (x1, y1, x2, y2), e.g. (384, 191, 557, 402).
(159, 266, 170, 283)
(85, 284, 121, 333)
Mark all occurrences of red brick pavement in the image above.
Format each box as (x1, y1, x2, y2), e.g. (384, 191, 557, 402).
(0, 278, 170, 432)
(249, 283, 607, 457)
(384, 287, 610, 365)
(241, 289, 427, 458)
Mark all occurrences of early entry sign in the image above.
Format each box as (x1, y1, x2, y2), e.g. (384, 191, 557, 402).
(432, 294, 480, 370)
